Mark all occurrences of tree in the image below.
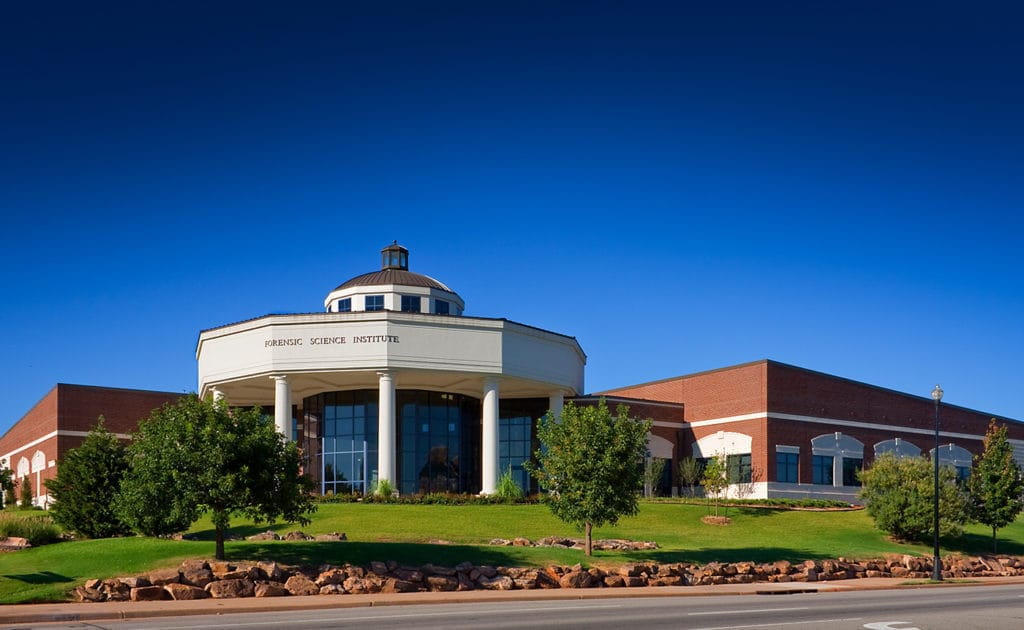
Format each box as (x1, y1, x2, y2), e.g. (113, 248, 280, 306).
(858, 453, 969, 542)
(46, 418, 131, 538)
(525, 399, 650, 555)
(19, 476, 33, 508)
(0, 460, 12, 509)
(642, 456, 666, 498)
(701, 455, 729, 516)
(115, 395, 316, 559)
(677, 456, 703, 498)
(968, 420, 1024, 552)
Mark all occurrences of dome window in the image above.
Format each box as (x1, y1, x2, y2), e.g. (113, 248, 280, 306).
(381, 241, 409, 271)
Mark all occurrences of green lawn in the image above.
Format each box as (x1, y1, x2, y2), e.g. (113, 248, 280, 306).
(3, 502, 1023, 604)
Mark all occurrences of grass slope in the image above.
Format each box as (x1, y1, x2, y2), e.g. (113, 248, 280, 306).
(2, 502, 1022, 604)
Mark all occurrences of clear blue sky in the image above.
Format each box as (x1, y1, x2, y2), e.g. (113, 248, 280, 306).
(2, 1, 1022, 435)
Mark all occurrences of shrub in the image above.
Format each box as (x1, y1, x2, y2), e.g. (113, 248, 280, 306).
(19, 477, 33, 508)
(859, 453, 969, 542)
(371, 478, 396, 500)
(46, 419, 132, 538)
(0, 512, 62, 546)
(495, 468, 525, 502)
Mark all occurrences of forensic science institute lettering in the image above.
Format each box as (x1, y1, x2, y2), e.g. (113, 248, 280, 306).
(264, 335, 399, 348)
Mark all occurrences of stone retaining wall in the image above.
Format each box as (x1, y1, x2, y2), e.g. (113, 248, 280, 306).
(73, 554, 1024, 602)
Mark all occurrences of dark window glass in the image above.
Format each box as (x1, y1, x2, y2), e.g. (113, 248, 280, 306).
(776, 452, 798, 483)
(498, 398, 547, 494)
(305, 390, 378, 495)
(955, 465, 971, 483)
(401, 295, 421, 312)
(397, 391, 481, 495)
(365, 295, 384, 311)
(842, 457, 863, 486)
(435, 299, 450, 315)
(337, 298, 351, 312)
(812, 455, 834, 485)
(726, 453, 752, 483)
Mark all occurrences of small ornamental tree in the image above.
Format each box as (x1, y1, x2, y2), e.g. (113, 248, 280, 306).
(0, 460, 12, 509)
(858, 453, 969, 542)
(4, 479, 16, 509)
(642, 456, 666, 498)
(701, 455, 729, 516)
(19, 476, 33, 508)
(525, 399, 650, 555)
(677, 456, 703, 498)
(46, 418, 131, 538)
(115, 394, 317, 559)
(968, 419, 1024, 552)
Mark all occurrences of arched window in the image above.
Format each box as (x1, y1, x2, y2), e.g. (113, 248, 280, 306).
(873, 438, 921, 459)
(16, 456, 29, 478)
(31, 450, 45, 473)
(811, 432, 865, 487)
(931, 444, 974, 482)
(693, 431, 753, 483)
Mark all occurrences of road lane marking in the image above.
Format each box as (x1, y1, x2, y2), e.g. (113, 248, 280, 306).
(141, 603, 627, 629)
(688, 606, 810, 616)
(693, 617, 863, 630)
(864, 623, 920, 630)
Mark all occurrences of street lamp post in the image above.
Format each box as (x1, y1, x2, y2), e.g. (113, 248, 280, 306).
(931, 384, 944, 581)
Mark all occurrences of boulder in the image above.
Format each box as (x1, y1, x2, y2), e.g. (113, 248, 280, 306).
(255, 582, 290, 598)
(370, 561, 389, 576)
(148, 568, 182, 586)
(131, 586, 169, 601)
(624, 576, 647, 587)
(165, 584, 210, 600)
(102, 579, 131, 601)
(73, 586, 104, 602)
(182, 569, 215, 588)
(284, 574, 320, 596)
(256, 561, 286, 582)
(247, 530, 280, 541)
(319, 584, 345, 595)
(284, 531, 311, 541)
(315, 532, 347, 541)
(512, 537, 533, 546)
(423, 563, 456, 576)
(477, 575, 514, 590)
(393, 568, 424, 583)
(382, 578, 420, 593)
(117, 576, 150, 589)
(604, 575, 625, 588)
(559, 570, 594, 589)
(206, 579, 255, 599)
(426, 575, 458, 591)
(536, 569, 561, 589)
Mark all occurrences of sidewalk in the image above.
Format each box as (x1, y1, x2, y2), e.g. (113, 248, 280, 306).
(3, 576, 1024, 626)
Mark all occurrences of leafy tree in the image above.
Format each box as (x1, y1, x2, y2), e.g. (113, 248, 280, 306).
(19, 476, 33, 508)
(4, 480, 16, 509)
(677, 456, 704, 498)
(115, 395, 316, 559)
(968, 420, 1024, 552)
(858, 453, 969, 542)
(0, 460, 12, 509)
(701, 455, 729, 516)
(525, 399, 650, 555)
(642, 456, 666, 498)
(46, 418, 131, 538)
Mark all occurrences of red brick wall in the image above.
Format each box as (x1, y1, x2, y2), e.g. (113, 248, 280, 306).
(0, 386, 59, 464)
(600, 361, 768, 422)
(57, 385, 183, 435)
(679, 418, 769, 482)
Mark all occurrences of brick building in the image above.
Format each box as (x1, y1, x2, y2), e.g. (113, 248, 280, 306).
(0, 385, 182, 507)
(599, 359, 1024, 501)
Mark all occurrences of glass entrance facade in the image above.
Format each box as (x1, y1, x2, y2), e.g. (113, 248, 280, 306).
(397, 391, 480, 495)
(304, 390, 379, 495)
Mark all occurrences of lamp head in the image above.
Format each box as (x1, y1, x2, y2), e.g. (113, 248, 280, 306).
(931, 384, 943, 402)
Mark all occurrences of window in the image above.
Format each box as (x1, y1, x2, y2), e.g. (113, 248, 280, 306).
(812, 455, 833, 485)
(776, 452, 798, 483)
(365, 295, 384, 311)
(955, 466, 971, 483)
(337, 298, 351, 312)
(726, 454, 752, 483)
(401, 295, 421, 313)
(842, 457, 863, 487)
(434, 299, 450, 315)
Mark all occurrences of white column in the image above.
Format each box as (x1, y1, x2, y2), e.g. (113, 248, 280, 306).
(211, 387, 224, 402)
(272, 375, 291, 439)
(377, 371, 396, 487)
(481, 378, 500, 494)
(548, 391, 564, 422)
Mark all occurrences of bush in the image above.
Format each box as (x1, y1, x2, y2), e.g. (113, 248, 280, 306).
(859, 453, 969, 542)
(19, 477, 32, 508)
(46, 419, 132, 538)
(495, 468, 525, 502)
(358, 492, 542, 505)
(0, 512, 62, 546)
(370, 478, 396, 500)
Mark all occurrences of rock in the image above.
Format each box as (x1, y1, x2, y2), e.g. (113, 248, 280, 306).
(216, 568, 254, 581)
(73, 586, 104, 602)
(477, 575, 515, 590)
(512, 537, 532, 546)
(284, 531, 311, 541)
(117, 576, 150, 589)
(604, 575, 625, 588)
(490, 538, 513, 546)
(394, 568, 424, 583)
(84, 578, 103, 590)
(559, 570, 594, 589)
(455, 561, 475, 573)
(148, 568, 182, 586)
(165, 584, 210, 600)
(180, 559, 210, 572)
(206, 579, 255, 599)
(477, 565, 498, 578)
(315, 532, 347, 541)
(423, 563, 456, 576)
(247, 530, 280, 541)
(0, 536, 31, 550)
(457, 573, 476, 591)
(102, 579, 131, 601)
(370, 561, 389, 576)
(285, 574, 320, 596)
(255, 582, 290, 597)
(650, 575, 685, 586)
(319, 584, 345, 595)
(316, 568, 348, 586)
(624, 576, 647, 587)
(131, 586, 169, 601)
(426, 575, 459, 591)
(382, 578, 419, 593)
(209, 561, 234, 574)
(182, 569, 215, 588)
(536, 569, 561, 589)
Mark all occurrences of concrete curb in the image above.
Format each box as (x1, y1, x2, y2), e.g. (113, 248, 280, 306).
(4, 576, 1024, 626)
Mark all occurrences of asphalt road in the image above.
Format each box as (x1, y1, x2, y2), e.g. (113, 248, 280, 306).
(4, 584, 1024, 630)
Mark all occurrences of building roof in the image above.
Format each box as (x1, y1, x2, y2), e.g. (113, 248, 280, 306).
(332, 268, 457, 293)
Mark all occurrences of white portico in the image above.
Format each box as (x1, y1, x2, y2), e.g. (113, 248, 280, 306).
(197, 244, 585, 495)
